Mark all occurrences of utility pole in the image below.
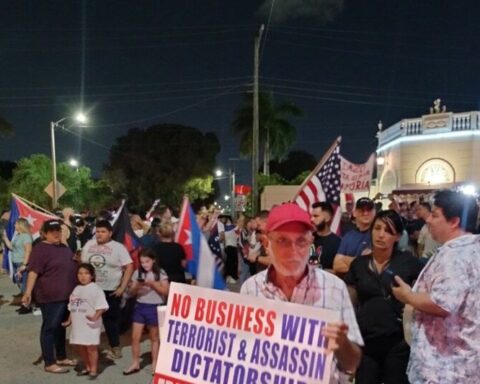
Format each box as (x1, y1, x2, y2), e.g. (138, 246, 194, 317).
(252, 24, 264, 216)
(50, 121, 58, 210)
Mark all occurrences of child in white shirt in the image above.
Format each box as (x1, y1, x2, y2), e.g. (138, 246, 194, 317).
(63, 263, 108, 378)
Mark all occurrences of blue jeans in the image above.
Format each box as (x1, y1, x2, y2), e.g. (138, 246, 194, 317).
(39, 301, 69, 366)
(12, 262, 27, 293)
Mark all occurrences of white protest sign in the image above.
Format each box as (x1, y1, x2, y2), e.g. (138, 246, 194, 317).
(340, 154, 375, 193)
(154, 282, 340, 384)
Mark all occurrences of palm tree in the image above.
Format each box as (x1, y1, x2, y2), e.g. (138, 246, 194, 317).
(232, 91, 302, 175)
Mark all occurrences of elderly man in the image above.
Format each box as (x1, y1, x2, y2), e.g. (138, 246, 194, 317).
(22, 219, 77, 374)
(393, 190, 480, 383)
(241, 203, 363, 383)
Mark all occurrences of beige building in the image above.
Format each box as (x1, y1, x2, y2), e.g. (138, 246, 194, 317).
(375, 100, 480, 198)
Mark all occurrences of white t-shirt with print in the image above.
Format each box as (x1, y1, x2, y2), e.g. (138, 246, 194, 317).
(68, 282, 109, 345)
(81, 239, 132, 291)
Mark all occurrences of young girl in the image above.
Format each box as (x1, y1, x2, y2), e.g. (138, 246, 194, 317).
(62, 263, 109, 378)
(123, 248, 169, 376)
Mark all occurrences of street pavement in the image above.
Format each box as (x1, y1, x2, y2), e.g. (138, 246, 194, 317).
(0, 272, 242, 384)
(0, 272, 162, 384)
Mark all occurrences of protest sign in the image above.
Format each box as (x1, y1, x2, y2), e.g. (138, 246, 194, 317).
(154, 282, 340, 384)
(340, 154, 375, 193)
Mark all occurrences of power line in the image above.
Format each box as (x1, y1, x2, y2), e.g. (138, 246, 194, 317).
(94, 85, 246, 128)
(0, 76, 251, 92)
(0, 83, 251, 101)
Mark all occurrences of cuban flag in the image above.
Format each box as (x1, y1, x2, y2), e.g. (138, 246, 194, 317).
(175, 197, 226, 290)
(3, 194, 58, 278)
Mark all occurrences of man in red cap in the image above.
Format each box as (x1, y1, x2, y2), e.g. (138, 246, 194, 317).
(241, 203, 363, 383)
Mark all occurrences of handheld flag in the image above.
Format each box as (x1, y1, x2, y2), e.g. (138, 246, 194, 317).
(112, 200, 142, 269)
(3, 194, 58, 277)
(294, 137, 342, 234)
(176, 197, 226, 290)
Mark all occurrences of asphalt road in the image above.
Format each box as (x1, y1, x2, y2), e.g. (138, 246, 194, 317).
(0, 271, 242, 384)
(0, 272, 163, 384)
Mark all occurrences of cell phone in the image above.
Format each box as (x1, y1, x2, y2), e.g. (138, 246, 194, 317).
(137, 277, 145, 282)
(384, 268, 399, 287)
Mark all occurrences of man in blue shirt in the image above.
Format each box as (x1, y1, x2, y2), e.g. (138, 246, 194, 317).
(333, 197, 375, 278)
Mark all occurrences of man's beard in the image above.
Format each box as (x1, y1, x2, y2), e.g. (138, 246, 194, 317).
(316, 221, 327, 232)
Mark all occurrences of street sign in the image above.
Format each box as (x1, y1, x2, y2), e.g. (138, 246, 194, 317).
(44, 181, 67, 199)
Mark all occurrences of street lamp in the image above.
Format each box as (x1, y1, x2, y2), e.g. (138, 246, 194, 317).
(214, 167, 236, 219)
(69, 158, 79, 168)
(50, 112, 88, 209)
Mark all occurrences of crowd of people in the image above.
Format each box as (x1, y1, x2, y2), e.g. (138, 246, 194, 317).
(1, 189, 479, 383)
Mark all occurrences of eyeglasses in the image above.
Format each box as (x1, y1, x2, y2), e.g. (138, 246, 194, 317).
(270, 236, 311, 249)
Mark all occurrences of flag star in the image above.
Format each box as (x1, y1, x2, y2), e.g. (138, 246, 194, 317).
(184, 229, 192, 245)
(25, 214, 37, 226)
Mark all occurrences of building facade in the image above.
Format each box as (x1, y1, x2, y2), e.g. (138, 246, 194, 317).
(376, 100, 480, 198)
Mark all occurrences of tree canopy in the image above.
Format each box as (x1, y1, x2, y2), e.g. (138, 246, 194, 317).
(6, 154, 113, 212)
(104, 124, 220, 211)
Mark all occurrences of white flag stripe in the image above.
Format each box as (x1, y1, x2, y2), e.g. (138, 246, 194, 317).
(197, 236, 216, 288)
(296, 196, 307, 211)
(304, 186, 316, 209)
(331, 208, 342, 234)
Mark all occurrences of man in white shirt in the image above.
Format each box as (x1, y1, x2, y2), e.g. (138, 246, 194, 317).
(81, 220, 133, 359)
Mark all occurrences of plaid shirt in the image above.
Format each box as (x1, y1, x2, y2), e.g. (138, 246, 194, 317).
(241, 266, 364, 384)
(408, 234, 480, 384)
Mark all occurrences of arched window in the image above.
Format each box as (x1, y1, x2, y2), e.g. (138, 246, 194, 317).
(416, 158, 455, 185)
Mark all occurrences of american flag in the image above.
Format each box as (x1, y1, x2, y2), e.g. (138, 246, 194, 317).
(294, 139, 342, 233)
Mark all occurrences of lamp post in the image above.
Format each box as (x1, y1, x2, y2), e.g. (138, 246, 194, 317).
(214, 168, 236, 219)
(50, 112, 87, 209)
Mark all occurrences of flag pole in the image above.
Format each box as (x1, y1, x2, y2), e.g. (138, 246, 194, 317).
(293, 136, 342, 200)
(12, 193, 59, 217)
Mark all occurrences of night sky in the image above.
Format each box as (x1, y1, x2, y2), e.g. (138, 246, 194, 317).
(1, 0, 480, 189)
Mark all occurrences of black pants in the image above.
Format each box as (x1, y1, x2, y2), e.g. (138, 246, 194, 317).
(225, 246, 238, 279)
(356, 334, 410, 384)
(102, 291, 121, 348)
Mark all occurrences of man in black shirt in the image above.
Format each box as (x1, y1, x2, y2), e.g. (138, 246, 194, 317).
(310, 202, 341, 273)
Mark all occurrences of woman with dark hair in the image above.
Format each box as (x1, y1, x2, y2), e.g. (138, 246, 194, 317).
(344, 209, 423, 384)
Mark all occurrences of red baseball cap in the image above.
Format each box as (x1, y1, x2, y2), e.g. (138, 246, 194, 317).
(266, 203, 315, 232)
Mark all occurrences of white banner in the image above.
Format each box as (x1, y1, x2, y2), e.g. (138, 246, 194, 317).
(340, 154, 375, 193)
(154, 283, 339, 384)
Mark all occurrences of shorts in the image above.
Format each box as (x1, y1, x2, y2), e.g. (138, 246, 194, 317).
(132, 302, 160, 326)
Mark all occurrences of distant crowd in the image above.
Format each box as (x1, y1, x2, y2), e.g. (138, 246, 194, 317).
(1, 189, 479, 383)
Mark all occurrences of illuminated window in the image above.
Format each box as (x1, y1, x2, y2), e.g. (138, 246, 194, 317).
(416, 159, 455, 185)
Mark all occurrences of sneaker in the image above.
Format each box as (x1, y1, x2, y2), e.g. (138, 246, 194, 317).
(32, 307, 41, 316)
(106, 346, 122, 359)
(17, 306, 32, 315)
